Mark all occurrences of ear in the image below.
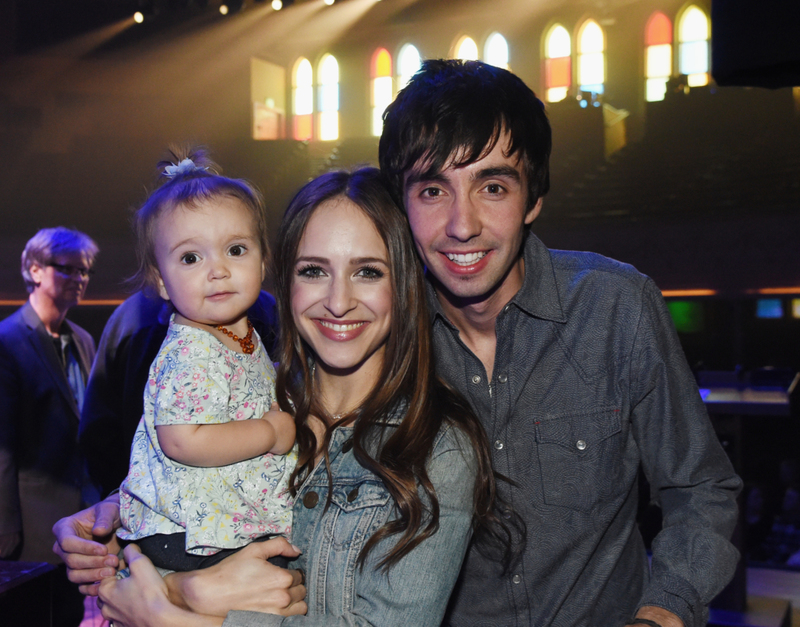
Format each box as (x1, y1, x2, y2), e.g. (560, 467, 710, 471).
(155, 272, 170, 301)
(261, 259, 267, 283)
(29, 262, 45, 287)
(524, 197, 544, 225)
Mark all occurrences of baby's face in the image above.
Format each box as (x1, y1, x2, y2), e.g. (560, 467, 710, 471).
(153, 197, 264, 336)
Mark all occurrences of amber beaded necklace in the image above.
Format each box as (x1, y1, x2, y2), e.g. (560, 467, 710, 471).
(216, 319, 255, 354)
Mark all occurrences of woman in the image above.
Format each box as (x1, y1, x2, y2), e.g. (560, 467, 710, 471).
(54, 168, 501, 626)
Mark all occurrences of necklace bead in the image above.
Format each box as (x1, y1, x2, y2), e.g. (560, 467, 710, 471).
(217, 319, 255, 354)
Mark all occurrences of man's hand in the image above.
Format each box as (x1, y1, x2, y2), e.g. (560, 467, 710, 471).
(0, 531, 20, 558)
(631, 606, 684, 627)
(51, 494, 123, 595)
(165, 537, 307, 616)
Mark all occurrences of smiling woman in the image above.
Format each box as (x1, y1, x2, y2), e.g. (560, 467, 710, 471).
(56, 167, 507, 627)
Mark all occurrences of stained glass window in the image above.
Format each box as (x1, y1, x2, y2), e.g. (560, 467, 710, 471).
(484, 32, 509, 69)
(545, 24, 571, 102)
(398, 44, 421, 90)
(371, 48, 393, 137)
(318, 54, 339, 141)
(455, 36, 479, 61)
(578, 21, 604, 95)
(292, 58, 313, 141)
(645, 12, 673, 101)
(679, 5, 709, 87)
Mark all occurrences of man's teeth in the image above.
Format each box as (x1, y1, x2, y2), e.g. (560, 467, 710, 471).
(320, 321, 364, 332)
(446, 252, 487, 265)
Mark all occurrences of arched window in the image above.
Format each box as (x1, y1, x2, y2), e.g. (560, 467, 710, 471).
(292, 57, 313, 141)
(645, 12, 673, 101)
(317, 54, 339, 141)
(397, 44, 421, 90)
(371, 48, 393, 137)
(678, 5, 710, 87)
(484, 32, 509, 69)
(578, 20, 605, 95)
(544, 24, 571, 102)
(455, 36, 479, 61)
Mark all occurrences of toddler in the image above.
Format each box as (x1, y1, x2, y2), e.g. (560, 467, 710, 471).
(117, 148, 296, 571)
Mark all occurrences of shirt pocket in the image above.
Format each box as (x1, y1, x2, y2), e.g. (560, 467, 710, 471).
(534, 408, 624, 512)
(327, 478, 393, 551)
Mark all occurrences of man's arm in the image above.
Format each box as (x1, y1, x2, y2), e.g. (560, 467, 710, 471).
(629, 279, 741, 627)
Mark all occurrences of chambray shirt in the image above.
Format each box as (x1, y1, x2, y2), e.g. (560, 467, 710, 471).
(438, 233, 741, 627)
(223, 410, 478, 627)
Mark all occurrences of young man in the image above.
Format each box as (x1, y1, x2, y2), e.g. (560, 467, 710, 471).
(378, 59, 741, 627)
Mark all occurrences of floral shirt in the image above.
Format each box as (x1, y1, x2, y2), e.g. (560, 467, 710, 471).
(119, 316, 295, 555)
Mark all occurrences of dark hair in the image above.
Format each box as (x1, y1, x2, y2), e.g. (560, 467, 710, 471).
(130, 146, 269, 295)
(273, 167, 502, 568)
(21, 227, 99, 293)
(379, 59, 551, 212)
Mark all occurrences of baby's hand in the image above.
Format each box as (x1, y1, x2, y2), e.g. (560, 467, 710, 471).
(262, 403, 296, 455)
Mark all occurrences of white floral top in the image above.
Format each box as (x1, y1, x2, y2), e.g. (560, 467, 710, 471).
(118, 316, 295, 555)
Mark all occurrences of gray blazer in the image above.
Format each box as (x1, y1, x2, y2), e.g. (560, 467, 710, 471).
(0, 301, 95, 562)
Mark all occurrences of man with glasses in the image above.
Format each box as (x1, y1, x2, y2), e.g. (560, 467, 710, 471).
(0, 226, 98, 626)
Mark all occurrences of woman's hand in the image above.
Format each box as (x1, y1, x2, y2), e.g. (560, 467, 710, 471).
(165, 537, 307, 616)
(99, 544, 219, 627)
(52, 494, 122, 595)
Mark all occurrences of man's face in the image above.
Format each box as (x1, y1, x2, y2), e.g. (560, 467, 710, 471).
(403, 133, 541, 309)
(30, 253, 92, 310)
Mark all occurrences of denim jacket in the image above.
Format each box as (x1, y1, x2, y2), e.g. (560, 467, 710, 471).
(223, 411, 478, 627)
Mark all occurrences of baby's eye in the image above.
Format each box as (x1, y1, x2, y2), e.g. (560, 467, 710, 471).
(357, 265, 385, 280)
(229, 244, 247, 257)
(181, 252, 200, 265)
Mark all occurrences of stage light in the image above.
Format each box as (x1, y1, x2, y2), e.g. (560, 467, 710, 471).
(220, 0, 244, 14)
(272, 0, 282, 9)
(323, 0, 335, 5)
(133, 12, 145, 23)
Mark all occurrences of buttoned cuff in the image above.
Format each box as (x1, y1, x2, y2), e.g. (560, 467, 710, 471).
(639, 574, 704, 627)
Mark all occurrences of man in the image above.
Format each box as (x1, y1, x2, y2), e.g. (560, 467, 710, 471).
(54, 61, 740, 627)
(0, 226, 99, 626)
(377, 59, 740, 627)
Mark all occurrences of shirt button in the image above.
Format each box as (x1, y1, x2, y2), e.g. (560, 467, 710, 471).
(494, 440, 504, 450)
(503, 509, 512, 520)
(471, 375, 481, 385)
(512, 574, 522, 584)
(303, 491, 319, 508)
(347, 488, 359, 502)
(498, 374, 508, 383)
(576, 440, 587, 451)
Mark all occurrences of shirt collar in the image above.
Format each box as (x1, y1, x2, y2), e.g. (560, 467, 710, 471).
(425, 231, 566, 327)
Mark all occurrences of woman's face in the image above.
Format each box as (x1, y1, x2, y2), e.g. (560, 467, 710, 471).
(291, 197, 393, 376)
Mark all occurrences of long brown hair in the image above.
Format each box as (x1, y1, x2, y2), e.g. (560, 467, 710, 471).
(274, 167, 503, 568)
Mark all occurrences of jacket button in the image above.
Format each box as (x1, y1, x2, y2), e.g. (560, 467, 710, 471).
(471, 375, 481, 384)
(303, 491, 319, 508)
(342, 439, 353, 453)
(576, 440, 587, 451)
(494, 440, 504, 450)
(498, 374, 508, 383)
(512, 574, 522, 584)
(347, 487, 359, 502)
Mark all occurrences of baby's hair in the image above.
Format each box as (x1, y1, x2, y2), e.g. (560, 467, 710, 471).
(130, 146, 269, 295)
